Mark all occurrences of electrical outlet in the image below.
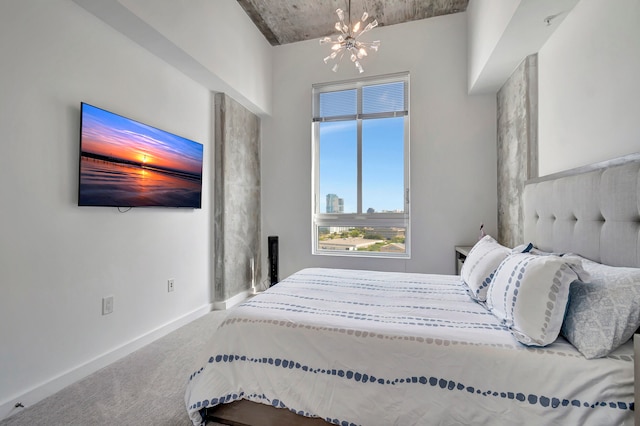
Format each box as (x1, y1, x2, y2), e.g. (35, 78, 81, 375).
(167, 279, 175, 292)
(102, 296, 114, 315)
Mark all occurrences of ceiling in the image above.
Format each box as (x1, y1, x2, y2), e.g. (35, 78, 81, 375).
(236, 0, 469, 46)
(72, 0, 577, 108)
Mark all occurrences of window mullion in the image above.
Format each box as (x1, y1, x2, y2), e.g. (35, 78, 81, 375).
(357, 119, 363, 214)
(357, 86, 363, 214)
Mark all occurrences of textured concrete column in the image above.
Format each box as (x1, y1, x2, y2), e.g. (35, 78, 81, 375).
(497, 54, 538, 247)
(214, 93, 261, 301)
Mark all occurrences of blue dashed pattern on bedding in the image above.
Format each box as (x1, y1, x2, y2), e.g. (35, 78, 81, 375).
(188, 353, 634, 417)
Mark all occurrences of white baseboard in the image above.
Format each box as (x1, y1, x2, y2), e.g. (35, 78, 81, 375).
(0, 303, 213, 421)
(212, 289, 251, 310)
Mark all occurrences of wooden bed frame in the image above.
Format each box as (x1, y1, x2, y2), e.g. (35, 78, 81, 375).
(203, 153, 640, 426)
(203, 400, 330, 426)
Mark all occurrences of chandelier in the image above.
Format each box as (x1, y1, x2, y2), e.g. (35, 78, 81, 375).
(319, 0, 380, 73)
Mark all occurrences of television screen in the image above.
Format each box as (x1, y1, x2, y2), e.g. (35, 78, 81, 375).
(78, 103, 203, 208)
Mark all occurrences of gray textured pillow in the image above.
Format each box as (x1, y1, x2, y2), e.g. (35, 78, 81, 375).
(561, 257, 640, 359)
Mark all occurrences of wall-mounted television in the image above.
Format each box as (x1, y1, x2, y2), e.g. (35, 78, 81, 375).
(78, 102, 203, 208)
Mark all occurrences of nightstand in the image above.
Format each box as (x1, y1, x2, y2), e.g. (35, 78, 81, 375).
(455, 246, 474, 275)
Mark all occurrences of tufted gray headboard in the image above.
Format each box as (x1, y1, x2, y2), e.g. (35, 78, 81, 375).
(523, 154, 640, 268)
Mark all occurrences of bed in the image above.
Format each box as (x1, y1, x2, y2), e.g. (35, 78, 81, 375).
(185, 155, 640, 425)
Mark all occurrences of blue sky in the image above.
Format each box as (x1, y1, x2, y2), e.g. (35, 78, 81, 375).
(319, 116, 404, 213)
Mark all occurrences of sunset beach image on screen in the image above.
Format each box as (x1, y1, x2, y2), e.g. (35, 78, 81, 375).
(78, 103, 203, 208)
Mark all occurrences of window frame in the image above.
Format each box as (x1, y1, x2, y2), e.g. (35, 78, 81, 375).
(311, 72, 411, 258)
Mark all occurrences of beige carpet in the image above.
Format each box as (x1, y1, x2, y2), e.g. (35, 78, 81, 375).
(1, 310, 229, 426)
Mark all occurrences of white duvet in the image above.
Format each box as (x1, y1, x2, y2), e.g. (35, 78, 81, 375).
(185, 268, 634, 425)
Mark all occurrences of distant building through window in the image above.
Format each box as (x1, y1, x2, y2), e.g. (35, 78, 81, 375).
(326, 193, 344, 213)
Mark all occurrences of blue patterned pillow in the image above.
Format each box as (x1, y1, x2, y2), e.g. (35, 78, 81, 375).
(487, 253, 580, 346)
(460, 236, 510, 302)
(561, 256, 640, 359)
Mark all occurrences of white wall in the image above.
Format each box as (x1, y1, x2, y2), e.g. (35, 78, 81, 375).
(538, 0, 640, 175)
(115, 0, 273, 116)
(467, 0, 521, 91)
(467, 0, 580, 95)
(262, 12, 497, 280)
(0, 0, 211, 416)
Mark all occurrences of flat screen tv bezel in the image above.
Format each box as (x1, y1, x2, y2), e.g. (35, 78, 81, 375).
(78, 102, 203, 209)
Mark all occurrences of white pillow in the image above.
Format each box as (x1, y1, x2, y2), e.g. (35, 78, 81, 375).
(486, 253, 580, 346)
(528, 251, 591, 282)
(460, 236, 510, 302)
(561, 255, 640, 359)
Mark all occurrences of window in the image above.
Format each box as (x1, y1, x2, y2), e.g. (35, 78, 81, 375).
(312, 73, 410, 258)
